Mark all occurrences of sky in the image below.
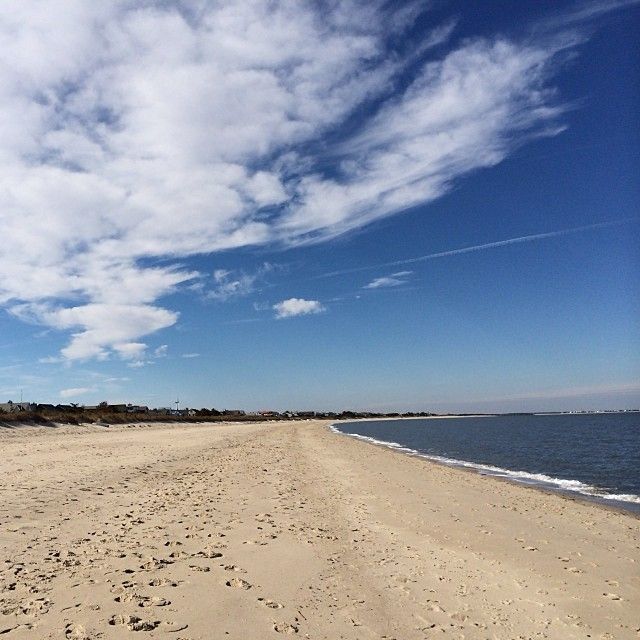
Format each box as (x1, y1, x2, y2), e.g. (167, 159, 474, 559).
(0, 0, 638, 413)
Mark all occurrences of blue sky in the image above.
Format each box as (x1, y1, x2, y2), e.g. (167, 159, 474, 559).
(0, 0, 638, 412)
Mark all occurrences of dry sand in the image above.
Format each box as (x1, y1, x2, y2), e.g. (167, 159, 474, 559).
(0, 420, 637, 639)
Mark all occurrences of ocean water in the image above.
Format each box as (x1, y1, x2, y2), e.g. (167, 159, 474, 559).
(332, 413, 640, 512)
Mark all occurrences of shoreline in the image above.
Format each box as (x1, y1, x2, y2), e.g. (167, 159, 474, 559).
(331, 419, 640, 516)
(329, 423, 640, 518)
(1, 420, 637, 639)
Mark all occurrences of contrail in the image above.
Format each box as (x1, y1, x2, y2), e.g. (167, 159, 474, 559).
(316, 218, 636, 280)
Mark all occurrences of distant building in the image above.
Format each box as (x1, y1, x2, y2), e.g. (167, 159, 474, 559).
(0, 401, 34, 413)
(126, 405, 149, 413)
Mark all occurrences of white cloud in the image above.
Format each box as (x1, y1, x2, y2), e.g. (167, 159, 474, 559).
(60, 387, 91, 399)
(273, 298, 325, 319)
(154, 344, 168, 358)
(318, 220, 631, 280)
(276, 37, 571, 243)
(113, 342, 146, 360)
(127, 360, 146, 369)
(365, 277, 402, 289)
(365, 271, 412, 289)
(181, 353, 200, 359)
(0, 1, 607, 360)
(207, 263, 275, 301)
(11, 303, 177, 361)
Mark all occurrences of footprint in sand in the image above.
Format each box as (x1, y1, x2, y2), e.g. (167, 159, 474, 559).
(602, 593, 622, 601)
(115, 593, 171, 607)
(194, 550, 223, 559)
(257, 597, 284, 609)
(148, 578, 181, 587)
(134, 596, 171, 607)
(140, 558, 173, 571)
(114, 592, 139, 603)
(108, 614, 159, 631)
(15, 598, 51, 616)
(64, 623, 90, 640)
(225, 577, 252, 590)
(224, 565, 244, 573)
(273, 623, 299, 634)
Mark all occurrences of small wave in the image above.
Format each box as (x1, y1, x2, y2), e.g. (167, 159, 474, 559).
(330, 424, 640, 506)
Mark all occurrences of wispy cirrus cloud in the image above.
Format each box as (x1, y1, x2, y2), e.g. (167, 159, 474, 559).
(364, 271, 412, 289)
(319, 219, 635, 280)
(206, 263, 277, 301)
(0, 0, 629, 361)
(154, 345, 168, 358)
(60, 387, 92, 399)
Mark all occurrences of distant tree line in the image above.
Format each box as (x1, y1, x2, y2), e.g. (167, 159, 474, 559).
(0, 402, 436, 426)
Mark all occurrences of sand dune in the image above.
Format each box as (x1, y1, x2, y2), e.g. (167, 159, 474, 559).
(0, 420, 637, 639)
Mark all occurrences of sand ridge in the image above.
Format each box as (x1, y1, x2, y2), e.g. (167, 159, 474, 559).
(0, 420, 638, 638)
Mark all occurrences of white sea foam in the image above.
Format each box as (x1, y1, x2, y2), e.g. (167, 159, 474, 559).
(330, 424, 640, 506)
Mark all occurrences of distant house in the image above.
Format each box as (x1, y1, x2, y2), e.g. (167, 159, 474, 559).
(222, 409, 246, 416)
(107, 404, 128, 413)
(0, 401, 34, 413)
(126, 405, 149, 413)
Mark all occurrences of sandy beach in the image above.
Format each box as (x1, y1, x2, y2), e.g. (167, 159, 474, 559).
(0, 420, 637, 639)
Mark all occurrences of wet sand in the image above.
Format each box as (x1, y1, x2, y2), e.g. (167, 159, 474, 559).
(0, 420, 637, 639)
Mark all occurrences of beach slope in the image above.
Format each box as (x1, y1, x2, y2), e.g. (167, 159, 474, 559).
(0, 420, 637, 639)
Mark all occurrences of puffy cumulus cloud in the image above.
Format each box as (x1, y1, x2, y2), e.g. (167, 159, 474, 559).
(273, 298, 325, 319)
(0, 1, 598, 359)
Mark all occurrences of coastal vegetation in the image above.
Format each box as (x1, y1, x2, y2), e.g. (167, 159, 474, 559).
(0, 403, 434, 427)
